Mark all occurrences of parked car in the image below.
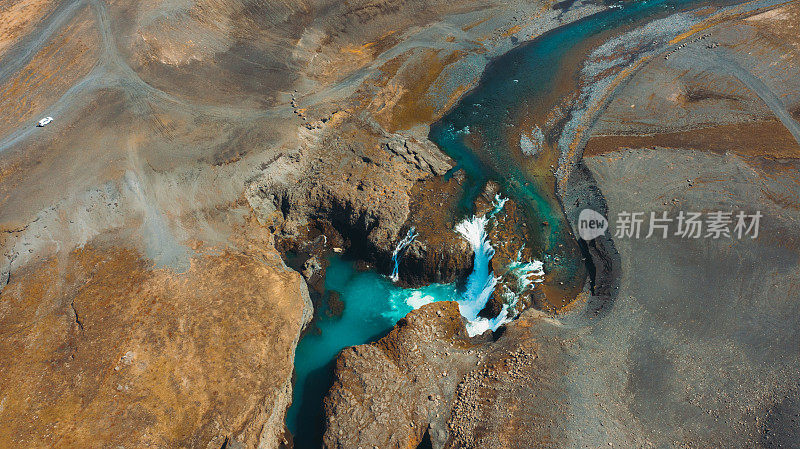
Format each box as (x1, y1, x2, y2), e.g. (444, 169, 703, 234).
(37, 116, 53, 127)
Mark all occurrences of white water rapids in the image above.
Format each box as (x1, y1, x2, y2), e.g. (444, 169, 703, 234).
(388, 196, 544, 336)
(389, 226, 417, 282)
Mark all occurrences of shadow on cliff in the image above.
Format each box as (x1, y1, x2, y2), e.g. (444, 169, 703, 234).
(291, 326, 393, 449)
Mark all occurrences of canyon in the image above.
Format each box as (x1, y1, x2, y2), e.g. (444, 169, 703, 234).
(1, 0, 800, 448)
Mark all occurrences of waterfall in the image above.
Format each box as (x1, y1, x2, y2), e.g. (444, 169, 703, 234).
(390, 227, 417, 282)
(387, 196, 544, 336)
(454, 215, 496, 319)
(488, 194, 507, 218)
(507, 250, 545, 293)
(455, 212, 506, 336)
(454, 196, 545, 336)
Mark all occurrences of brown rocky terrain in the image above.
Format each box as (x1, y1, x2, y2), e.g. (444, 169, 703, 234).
(583, 4, 800, 159)
(323, 301, 567, 449)
(0, 223, 312, 448)
(244, 112, 468, 286)
(0, 0, 607, 447)
(322, 1, 800, 448)
(4, 0, 800, 447)
(395, 173, 477, 287)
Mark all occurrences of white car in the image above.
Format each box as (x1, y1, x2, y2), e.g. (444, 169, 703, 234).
(37, 116, 53, 127)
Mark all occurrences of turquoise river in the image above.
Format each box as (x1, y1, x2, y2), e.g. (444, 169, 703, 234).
(286, 0, 731, 446)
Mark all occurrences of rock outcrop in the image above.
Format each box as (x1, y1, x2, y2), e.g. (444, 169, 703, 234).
(323, 302, 484, 448)
(322, 302, 565, 449)
(2, 0, 598, 445)
(245, 113, 476, 287)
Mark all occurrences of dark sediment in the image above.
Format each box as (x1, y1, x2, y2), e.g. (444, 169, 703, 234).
(559, 161, 621, 318)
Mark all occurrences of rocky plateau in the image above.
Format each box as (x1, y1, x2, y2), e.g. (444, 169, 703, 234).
(2, 0, 800, 448)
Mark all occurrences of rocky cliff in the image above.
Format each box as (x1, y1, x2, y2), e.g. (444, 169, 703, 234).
(323, 302, 567, 449)
(0, 0, 600, 447)
(244, 112, 474, 287)
(321, 2, 800, 448)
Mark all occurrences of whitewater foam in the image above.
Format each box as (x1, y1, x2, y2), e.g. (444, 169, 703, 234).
(390, 227, 417, 282)
(452, 197, 517, 336)
(507, 251, 545, 293)
(385, 196, 545, 337)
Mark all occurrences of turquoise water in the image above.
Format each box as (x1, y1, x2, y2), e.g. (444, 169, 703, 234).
(430, 0, 727, 287)
(287, 0, 733, 446)
(286, 256, 458, 448)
